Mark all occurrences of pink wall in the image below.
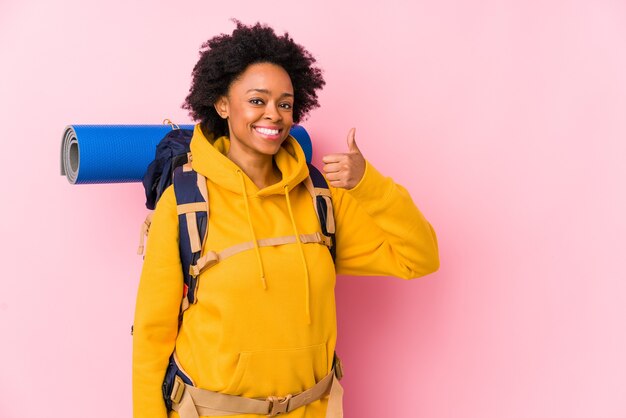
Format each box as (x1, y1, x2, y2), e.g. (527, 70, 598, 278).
(1, 0, 625, 417)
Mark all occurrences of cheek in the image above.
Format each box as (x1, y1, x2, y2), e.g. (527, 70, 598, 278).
(231, 107, 261, 125)
(282, 110, 294, 125)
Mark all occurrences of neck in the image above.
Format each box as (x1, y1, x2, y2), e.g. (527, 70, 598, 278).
(227, 147, 281, 189)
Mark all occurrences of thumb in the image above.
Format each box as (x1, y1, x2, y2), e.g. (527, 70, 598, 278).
(346, 127, 360, 153)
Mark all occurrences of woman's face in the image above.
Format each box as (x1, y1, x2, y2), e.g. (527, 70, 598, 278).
(215, 62, 294, 160)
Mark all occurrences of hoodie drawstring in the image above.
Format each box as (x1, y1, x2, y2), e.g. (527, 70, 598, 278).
(234, 169, 311, 323)
(236, 170, 267, 290)
(284, 184, 312, 325)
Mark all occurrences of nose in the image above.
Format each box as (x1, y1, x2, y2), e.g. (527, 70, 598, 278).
(264, 103, 282, 122)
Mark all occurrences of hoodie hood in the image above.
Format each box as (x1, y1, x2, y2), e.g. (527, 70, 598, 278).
(189, 124, 310, 197)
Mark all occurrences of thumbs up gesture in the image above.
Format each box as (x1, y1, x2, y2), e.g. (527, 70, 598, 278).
(322, 128, 366, 189)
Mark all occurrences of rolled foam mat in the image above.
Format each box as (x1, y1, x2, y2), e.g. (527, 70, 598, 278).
(61, 124, 313, 184)
(288, 125, 312, 164)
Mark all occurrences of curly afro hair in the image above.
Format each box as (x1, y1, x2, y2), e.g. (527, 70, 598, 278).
(183, 21, 326, 138)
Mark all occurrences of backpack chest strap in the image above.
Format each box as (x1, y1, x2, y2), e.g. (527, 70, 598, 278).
(189, 232, 331, 278)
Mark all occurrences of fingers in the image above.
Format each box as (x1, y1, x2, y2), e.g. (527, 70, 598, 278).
(323, 171, 350, 188)
(322, 158, 348, 187)
(322, 157, 359, 188)
(323, 161, 346, 177)
(323, 171, 342, 182)
(322, 153, 347, 164)
(346, 127, 359, 153)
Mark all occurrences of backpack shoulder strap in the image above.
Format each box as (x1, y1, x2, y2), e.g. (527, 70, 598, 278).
(172, 157, 209, 313)
(305, 163, 336, 261)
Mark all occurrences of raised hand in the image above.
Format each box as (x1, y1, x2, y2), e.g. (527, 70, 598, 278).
(322, 128, 366, 189)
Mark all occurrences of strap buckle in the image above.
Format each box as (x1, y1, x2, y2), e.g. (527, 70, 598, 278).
(189, 251, 219, 277)
(170, 375, 185, 404)
(313, 231, 331, 247)
(267, 394, 292, 416)
(333, 354, 344, 380)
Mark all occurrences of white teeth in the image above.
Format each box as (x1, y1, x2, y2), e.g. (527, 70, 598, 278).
(256, 127, 279, 135)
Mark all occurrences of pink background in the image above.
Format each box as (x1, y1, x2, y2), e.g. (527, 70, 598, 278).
(1, 0, 625, 417)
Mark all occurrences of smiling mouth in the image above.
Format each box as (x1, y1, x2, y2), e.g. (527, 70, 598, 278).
(254, 126, 281, 136)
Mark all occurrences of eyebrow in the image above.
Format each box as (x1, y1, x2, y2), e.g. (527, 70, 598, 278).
(246, 88, 294, 98)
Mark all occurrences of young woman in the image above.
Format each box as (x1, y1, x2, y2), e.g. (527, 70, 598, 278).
(133, 21, 439, 418)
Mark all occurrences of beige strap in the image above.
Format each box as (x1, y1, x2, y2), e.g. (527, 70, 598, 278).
(300, 233, 331, 246)
(304, 177, 318, 218)
(322, 195, 336, 234)
(172, 366, 342, 418)
(314, 187, 332, 197)
(196, 173, 210, 257)
(181, 297, 190, 312)
(137, 212, 153, 255)
(176, 386, 201, 418)
(185, 212, 202, 253)
(176, 172, 209, 256)
(174, 384, 267, 416)
(189, 251, 219, 277)
(196, 171, 209, 205)
(325, 373, 344, 418)
(177, 202, 208, 215)
(189, 233, 331, 277)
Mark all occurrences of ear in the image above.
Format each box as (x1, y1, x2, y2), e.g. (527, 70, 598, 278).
(214, 96, 229, 119)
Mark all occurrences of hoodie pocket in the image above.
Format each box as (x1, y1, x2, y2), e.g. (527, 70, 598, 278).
(224, 343, 328, 397)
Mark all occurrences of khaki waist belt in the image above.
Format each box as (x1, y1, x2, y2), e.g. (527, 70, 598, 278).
(171, 364, 344, 418)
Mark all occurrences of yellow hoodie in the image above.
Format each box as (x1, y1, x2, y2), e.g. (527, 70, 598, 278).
(133, 125, 439, 418)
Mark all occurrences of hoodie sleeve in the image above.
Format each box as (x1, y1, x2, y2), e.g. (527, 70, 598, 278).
(132, 186, 183, 418)
(331, 161, 439, 279)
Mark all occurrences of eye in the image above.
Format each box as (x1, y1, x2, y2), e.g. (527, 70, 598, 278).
(279, 102, 293, 110)
(249, 98, 264, 105)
